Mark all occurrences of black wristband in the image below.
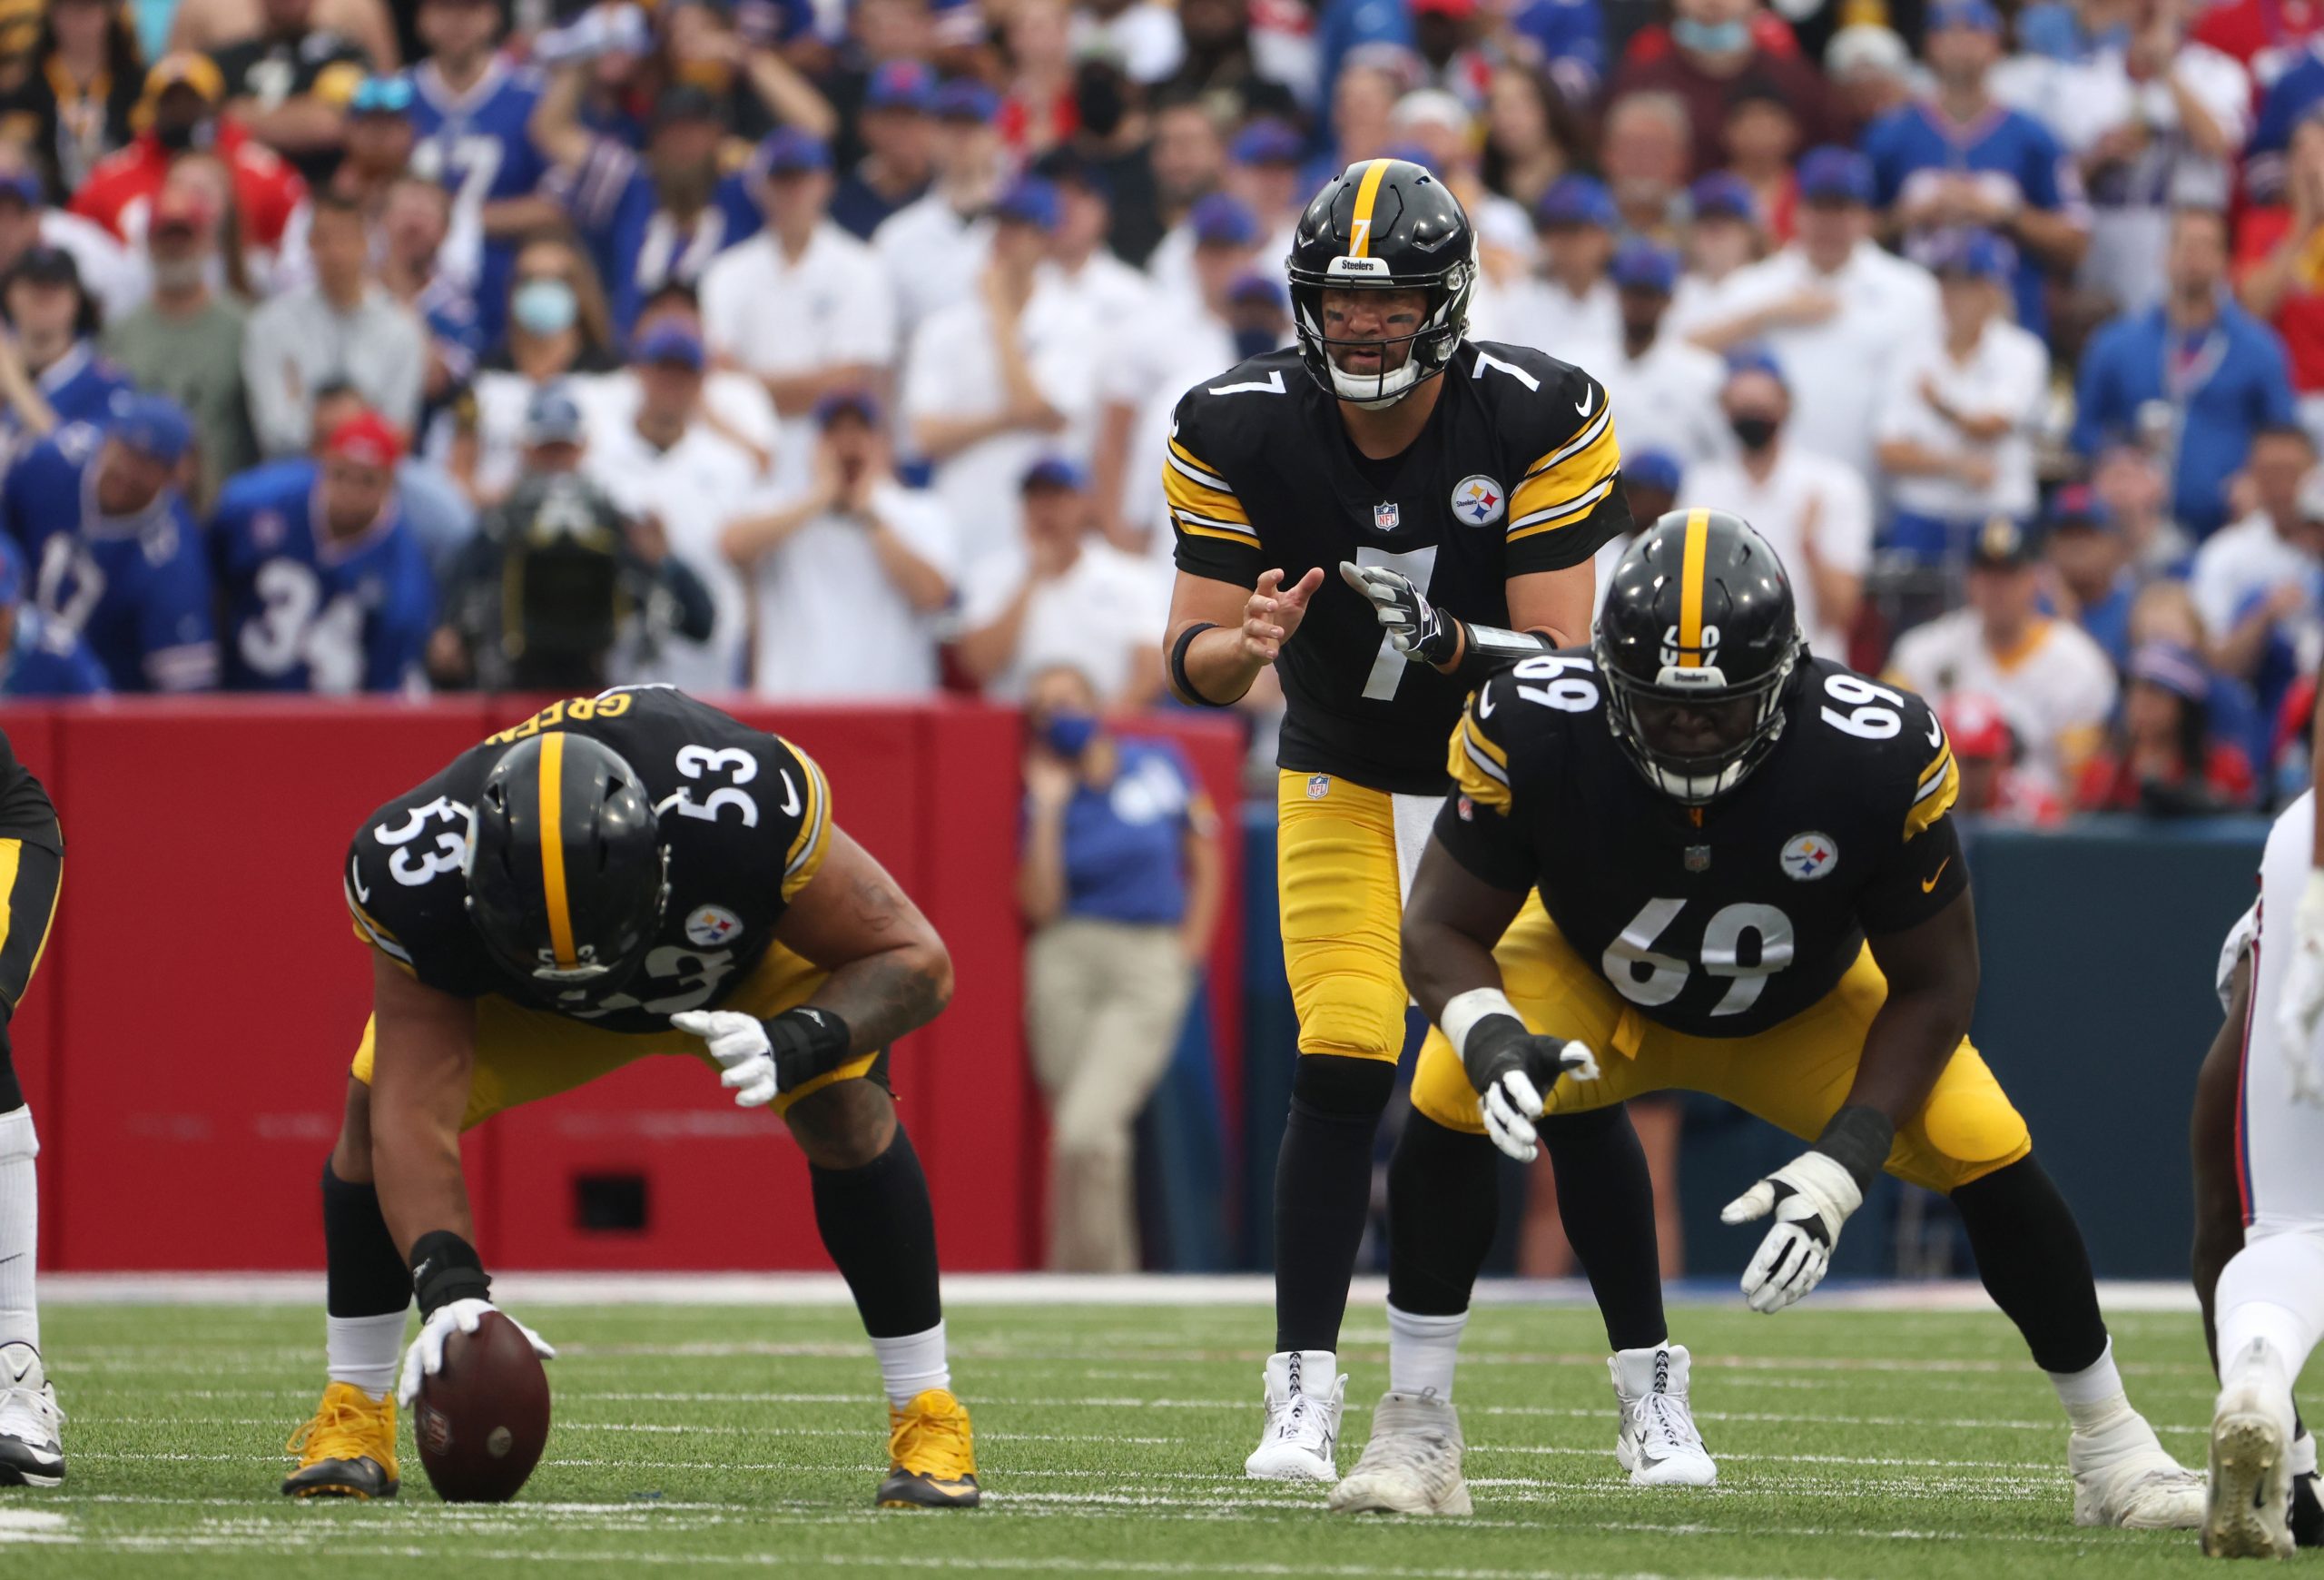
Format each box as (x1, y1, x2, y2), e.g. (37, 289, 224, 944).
(409, 1229, 491, 1318)
(765, 1004, 854, 1087)
(1169, 621, 1232, 706)
(1459, 1012, 1533, 1094)
(1811, 1104, 1896, 1192)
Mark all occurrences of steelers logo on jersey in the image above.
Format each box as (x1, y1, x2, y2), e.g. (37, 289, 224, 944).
(1450, 475, 1506, 528)
(685, 904, 745, 947)
(1780, 833, 1839, 881)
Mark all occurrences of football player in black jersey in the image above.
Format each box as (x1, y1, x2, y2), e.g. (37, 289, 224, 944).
(1159, 156, 1670, 1482)
(1329, 511, 2206, 1528)
(0, 733, 62, 1489)
(281, 688, 980, 1510)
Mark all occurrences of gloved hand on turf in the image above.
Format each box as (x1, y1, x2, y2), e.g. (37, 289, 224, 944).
(1339, 560, 1461, 667)
(1720, 1152, 1863, 1314)
(396, 1300, 556, 1407)
(671, 1005, 851, 1109)
(1460, 1013, 1599, 1163)
(2278, 869, 2324, 1109)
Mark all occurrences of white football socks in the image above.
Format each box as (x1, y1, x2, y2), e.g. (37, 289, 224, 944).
(2216, 1228, 2324, 1387)
(1386, 1304, 1469, 1402)
(2048, 1336, 2130, 1428)
(0, 1105, 37, 1355)
(326, 1312, 407, 1400)
(871, 1321, 950, 1408)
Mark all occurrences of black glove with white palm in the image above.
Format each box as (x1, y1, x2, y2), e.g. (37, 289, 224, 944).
(671, 1005, 852, 1108)
(1337, 562, 1557, 681)
(1718, 1105, 1893, 1313)
(1443, 988, 1600, 1162)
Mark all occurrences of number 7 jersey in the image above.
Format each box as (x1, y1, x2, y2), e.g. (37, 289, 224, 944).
(1435, 652, 1967, 1037)
(343, 687, 832, 1032)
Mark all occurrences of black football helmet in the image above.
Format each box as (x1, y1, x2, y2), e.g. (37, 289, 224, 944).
(1286, 157, 1475, 408)
(466, 732, 669, 998)
(1594, 509, 1804, 805)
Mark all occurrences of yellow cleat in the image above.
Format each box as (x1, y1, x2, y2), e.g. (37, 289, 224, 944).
(876, 1388, 980, 1508)
(281, 1382, 399, 1499)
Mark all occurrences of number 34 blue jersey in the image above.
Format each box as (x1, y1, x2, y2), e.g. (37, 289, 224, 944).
(212, 459, 437, 695)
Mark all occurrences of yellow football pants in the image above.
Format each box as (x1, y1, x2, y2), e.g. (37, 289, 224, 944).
(1409, 903, 2033, 1194)
(350, 941, 882, 1131)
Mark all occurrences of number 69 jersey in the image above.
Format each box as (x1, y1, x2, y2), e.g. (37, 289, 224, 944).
(343, 687, 831, 1032)
(1436, 652, 1967, 1038)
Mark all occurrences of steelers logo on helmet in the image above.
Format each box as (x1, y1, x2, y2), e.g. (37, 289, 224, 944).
(1779, 832, 1839, 881)
(1594, 508, 1804, 805)
(1450, 474, 1505, 527)
(1286, 158, 1477, 409)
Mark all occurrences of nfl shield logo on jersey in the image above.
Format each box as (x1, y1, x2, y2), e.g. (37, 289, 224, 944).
(685, 904, 744, 946)
(1307, 774, 1331, 800)
(1450, 475, 1505, 527)
(1374, 501, 1401, 531)
(1779, 834, 1838, 881)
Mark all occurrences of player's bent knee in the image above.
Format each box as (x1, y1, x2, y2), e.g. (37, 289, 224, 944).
(1290, 1051, 1397, 1118)
(1292, 975, 1409, 1062)
(783, 1078, 898, 1170)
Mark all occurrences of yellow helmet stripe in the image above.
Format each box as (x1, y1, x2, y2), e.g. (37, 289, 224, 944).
(537, 730, 578, 968)
(1349, 159, 1391, 258)
(1677, 508, 1710, 668)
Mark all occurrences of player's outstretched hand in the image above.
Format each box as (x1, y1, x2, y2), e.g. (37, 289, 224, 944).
(396, 1299, 556, 1407)
(2279, 871, 2324, 1108)
(1240, 568, 1325, 665)
(1460, 1016, 1599, 1163)
(1720, 1152, 1864, 1314)
(1337, 560, 1457, 665)
(672, 1009, 782, 1108)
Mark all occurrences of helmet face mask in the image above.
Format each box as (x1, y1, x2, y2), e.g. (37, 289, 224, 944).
(1286, 159, 1475, 408)
(1599, 655, 1798, 804)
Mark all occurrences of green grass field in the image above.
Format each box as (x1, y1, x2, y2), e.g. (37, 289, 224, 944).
(5, 1295, 2292, 1578)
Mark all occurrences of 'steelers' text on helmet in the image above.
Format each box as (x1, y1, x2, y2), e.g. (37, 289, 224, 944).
(1593, 509, 1804, 805)
(1286, 158, 1475, 409)
(467, 731, 670, 999)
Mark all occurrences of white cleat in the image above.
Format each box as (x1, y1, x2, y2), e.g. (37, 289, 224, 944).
(2070, 1398, 2207, 1530)
(1329, 1392, 1473, 1516)
(1245, 1349, 1345, 1482)
(1610, 1343, 1717, 1487)
(2202, 1338, 2298, 1559)
(0, 1344, 64, 1489)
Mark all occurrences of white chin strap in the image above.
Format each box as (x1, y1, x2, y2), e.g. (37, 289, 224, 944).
(1329, 358, 1424, 408)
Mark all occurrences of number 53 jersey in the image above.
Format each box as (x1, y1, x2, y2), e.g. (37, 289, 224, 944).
(1435, 652, 1967, 1038)
(343, 686, 832, 1032)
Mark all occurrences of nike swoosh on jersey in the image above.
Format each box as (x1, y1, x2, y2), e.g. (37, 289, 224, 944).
(1921, 858, 1951, 893)
(350, 857, 370, 904)
(779, 770, 803, 817)
(1925, 715, 1943, 746)
(1575, 385, 1596, 419)
(1476, 688, 1495, 717)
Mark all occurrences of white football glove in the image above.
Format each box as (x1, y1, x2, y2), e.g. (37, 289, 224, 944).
(396, 1299, 556, 1407)
(1719, 1151, 1863, 1314)
(1337, 560, 1460, 665)
(2278, 870, 2324, 1109)
(671, 1009, 781, 1108)
(1475, 1039, 1600, 1163)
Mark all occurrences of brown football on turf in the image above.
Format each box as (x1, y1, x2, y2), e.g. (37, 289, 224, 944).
(413, 1311, 552, 1503)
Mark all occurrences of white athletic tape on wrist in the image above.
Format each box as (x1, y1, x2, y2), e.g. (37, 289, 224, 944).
(1442, 987, 1521, 1062)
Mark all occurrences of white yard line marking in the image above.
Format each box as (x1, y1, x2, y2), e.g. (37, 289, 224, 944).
(0, 1510, 73, 1545)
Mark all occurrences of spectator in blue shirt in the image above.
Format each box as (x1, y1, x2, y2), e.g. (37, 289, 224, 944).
(0, 539, 104, 698)
(0, 242, 134, 461)
(1018, 663, 1223, 1272)
(2041, 484, 2139, 668)
(832, 61, 936, 241)
(2073, 206, 2298, 538)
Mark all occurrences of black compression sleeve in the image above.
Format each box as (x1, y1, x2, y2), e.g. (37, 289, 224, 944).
(1169, 622, 1231, 706)
(409, 1229, 492, 1318)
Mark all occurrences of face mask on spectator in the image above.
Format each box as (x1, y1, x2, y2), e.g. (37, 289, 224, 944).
(1728, 412, 1778, 452)
(513, 277, 578, 336)
(1039, 711, 1098, 759)
(1671, 16, 1749, 54)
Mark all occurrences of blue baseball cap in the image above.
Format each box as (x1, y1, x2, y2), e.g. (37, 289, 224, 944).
(1688, 171, 1757, 222)
(814, 387, 882, 427)
(0, 170, 40, 209)
(2131, 639, 2210, 704)
(1227, 271, 1289, 312)
(932, 78, 1000, 123)
(522, 384, 586, 448)
(1231, 119, 1305, 167)
(992, 175, 1060, 230)
(1796, 145, 1874, 206)
(1610, 240, 1679, 294)
(2046, 482, 2114, 533)
(758, 126, 831, 176)
(1724, 343, 1788, 390)
(635, 322, 705, 370)
(1020, 455, 1086, 492)
(1624, 449, 1683, 494)
(104, 390, 192, 464)
(349, 74, 415, 116)
(1190, 192, 1261, 248)
(865, 59, 935, 113)
(1933, 227, 2014, 281)
(1535, 173, 1616, 229)
(1929, 0, 2002, 31)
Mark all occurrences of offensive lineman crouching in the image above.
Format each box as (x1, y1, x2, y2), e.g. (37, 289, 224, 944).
(1332, 511, 2205, 1528)
(282, 686, 980, 1508)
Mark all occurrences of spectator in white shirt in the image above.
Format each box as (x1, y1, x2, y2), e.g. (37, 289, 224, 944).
(1390, 89, 1533, 270)
(902, 175, 1101, 578)
(1873, 230, 2051, 563)
(1223, 120, 1307, 260)
(1145, 105, 1258, 303)
(700, 129, 896, 499)
(1886, 516, 2119, 792)
(1687, 146, 1941, 481)
(576, 280, 781, 479)
(584, 321, 765, 694)
(1593, 449, 1683, 607)
(1662, 173, 1767, 341)
(2189, 425, 2324, 686)
(720, 389, 960, 700)
(872, 80, 1006, 340)
(955, 456, 1170, 703)
(1680, 348, 1873, 663)
(1601, 90, 1693, 238)
(1039, 152, 1152, 331)
(1599, 240, 1728, 466)
(1491, 174, 1619, 365)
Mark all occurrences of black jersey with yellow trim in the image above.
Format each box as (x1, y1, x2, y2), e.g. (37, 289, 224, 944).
(0, 729, 57, 851)
(1167, 339, 1629, 795)
(1435, 651, 1965, 1039)
(344, 686, 832, 1033)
